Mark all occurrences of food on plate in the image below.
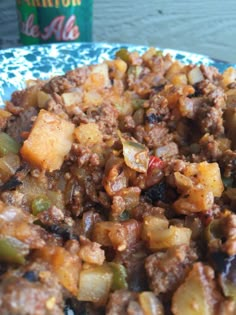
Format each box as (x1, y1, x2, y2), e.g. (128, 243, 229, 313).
(0, 47, 236, 314)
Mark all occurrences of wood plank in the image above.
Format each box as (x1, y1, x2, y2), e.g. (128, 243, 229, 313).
(0, 0, 236, 63)
(0, 1, 20, 48)
(93, 0, 236, 63)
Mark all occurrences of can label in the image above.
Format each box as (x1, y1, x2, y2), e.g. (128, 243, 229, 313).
(16, 0, 93, 45)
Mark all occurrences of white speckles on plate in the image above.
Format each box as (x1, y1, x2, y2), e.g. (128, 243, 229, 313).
(0, 42, 234, 106)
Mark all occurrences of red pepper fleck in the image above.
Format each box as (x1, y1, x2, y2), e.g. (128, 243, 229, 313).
(198, 210, 213, 226)
(147, 156, 165, 174)
(21, 131, 30, 139)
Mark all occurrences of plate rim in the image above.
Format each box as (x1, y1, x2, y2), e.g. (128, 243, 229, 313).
(1, 42, 235, 106)
(0, 41, 232, 64)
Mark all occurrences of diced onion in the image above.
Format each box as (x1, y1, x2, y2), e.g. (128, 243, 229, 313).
(187, 67, 204, 85)
(78, 264, 113, 305)
(139, 292, 164, 315)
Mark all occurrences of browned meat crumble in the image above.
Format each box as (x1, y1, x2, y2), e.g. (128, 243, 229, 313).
(0, 48, 236, 315)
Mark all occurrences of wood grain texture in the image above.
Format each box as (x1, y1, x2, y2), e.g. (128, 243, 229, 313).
(93, 0, 236, 63)
(1, 0, 236, 63)
(0, 1, 20, 48)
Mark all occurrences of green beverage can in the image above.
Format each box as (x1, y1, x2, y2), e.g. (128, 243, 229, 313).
(16, 0, 93, 45)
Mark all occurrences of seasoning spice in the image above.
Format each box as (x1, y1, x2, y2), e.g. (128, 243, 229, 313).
(16, 0, 93, 45)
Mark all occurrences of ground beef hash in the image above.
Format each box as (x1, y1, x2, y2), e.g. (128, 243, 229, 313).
(0, 48, 236, 315)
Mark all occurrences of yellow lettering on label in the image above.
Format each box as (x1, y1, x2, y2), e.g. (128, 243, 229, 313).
(42, 0, 53, 6)
(32, 0, 41, 6)
(72, 0, 81, 5)
(22, 0, 81, 9)
(62, 0, 70, 6)
(54, 0, 60, 8)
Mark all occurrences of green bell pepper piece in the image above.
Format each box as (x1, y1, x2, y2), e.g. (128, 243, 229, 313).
(31, 195, 51, 216)
(0, 236, 29, 264)
(109, 262, 128, 290)
(0, 132, 20, 156)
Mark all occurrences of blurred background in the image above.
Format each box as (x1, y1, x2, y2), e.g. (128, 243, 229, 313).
(0, 0, 236, 63)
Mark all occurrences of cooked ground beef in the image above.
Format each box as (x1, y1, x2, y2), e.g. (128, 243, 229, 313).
(196, 104, 224, 135)
(121, 115, 136, 132)
(0, 277, 63, 315)
(43, 75, 76, 95)
(145, 244, 198, 296)
(106, 290, 138, 315)
(200, 65, 222, 83)
(96, 104, 119, 137)
(220, 149, 236, 178)
(0, 262, 64, 315)
(135, 123, 172, 149)
(221, 213, 236, 256)
(146, 94, 170, 122)
(1, 48, 236, 315)
(6, 107, 38, 143)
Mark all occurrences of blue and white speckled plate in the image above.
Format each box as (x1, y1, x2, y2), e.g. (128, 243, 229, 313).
(0, 42, 235, 106)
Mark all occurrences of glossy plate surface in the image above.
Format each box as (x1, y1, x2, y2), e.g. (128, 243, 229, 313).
(0, 42, 235, 106)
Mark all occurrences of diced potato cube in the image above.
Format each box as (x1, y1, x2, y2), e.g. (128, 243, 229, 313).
(171, 73, 188, 86)
(114, 59, 127, 72)
(222, 67, 236, 87)
(197, 162, 224, 197)
(178, 95, 195, 118)
(184, 162, 224, 197)
(148, 226, 192, 251)
(142, 216, 169, 241)
(142, 47, 159, 62)
(172, 263, 216, 315)
(78, 264, 113, 305)
(107, 59, 127, 79)
(92, 221, 127, 251)
(187, 67, 204, 85)
(91, 63, 110, 82)
(37, 91, 52, 108)
(166, 61, 183, 80)
(21, 109, 75, 172)
(74, 122, 103, 146)
(21, 86, 39, 108)
(83, 90, 103, 107)
(79, 237, 105, 265)
(173, 187, 214, 214)
(142, 215, 191, 251)
(92, 221, 119, 247)
(85, 63, 111, 89)
(139, 292, 164, 315)
(62, 91, 82, 107)
(161, 85, 194, 108)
